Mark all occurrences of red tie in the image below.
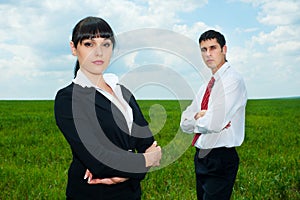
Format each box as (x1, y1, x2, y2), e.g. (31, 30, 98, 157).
(191, 77, 215, 146)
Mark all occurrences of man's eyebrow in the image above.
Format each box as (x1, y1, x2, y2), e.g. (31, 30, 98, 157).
(203, 45, 217, 49)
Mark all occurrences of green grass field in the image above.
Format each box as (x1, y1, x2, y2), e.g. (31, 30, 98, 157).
(0, 99, 299, 199)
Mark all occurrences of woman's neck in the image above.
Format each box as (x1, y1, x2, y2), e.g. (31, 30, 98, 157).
(80, 69, 114, 95)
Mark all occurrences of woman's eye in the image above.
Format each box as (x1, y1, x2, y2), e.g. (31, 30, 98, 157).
(84, 42, 93, 47)
(102, 43, 111, 48)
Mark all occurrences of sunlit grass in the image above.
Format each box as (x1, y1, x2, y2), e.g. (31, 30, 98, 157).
(0, 99, 299, 199)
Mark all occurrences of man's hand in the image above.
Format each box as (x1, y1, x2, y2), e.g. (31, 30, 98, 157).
(84, 169, 128, 185)
(194, 110, 207, 120)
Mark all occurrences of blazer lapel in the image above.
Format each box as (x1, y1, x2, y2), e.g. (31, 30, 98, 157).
(94, 90, 130, 134)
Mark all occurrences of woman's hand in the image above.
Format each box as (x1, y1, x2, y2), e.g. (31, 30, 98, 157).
(143, 141, 162, 167)
(84, 141, 162, 184)
(84, 169, 128, 185)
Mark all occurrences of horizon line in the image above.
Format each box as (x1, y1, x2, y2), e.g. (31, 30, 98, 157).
(0, 96, 299, 101)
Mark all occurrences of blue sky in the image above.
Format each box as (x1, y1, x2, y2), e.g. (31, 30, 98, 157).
(0, 0, 299, 99)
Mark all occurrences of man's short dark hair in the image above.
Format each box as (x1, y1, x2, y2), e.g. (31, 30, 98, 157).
(199, 30, 226, 48)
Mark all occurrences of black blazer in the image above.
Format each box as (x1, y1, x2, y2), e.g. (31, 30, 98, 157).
(54, 83, 154, 199)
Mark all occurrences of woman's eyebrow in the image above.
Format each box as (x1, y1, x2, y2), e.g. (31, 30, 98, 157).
(90, 37, 111, 41)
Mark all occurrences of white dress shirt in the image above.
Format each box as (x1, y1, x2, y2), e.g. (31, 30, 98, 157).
(73, 69, 133, 134)
(180, 62, 247, 149)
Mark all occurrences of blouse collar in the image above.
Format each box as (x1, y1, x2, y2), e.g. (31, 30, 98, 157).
(73, 69, 119, 92)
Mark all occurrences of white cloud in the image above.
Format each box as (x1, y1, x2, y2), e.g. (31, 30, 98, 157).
(237, 0, 300, 26)
(173, 22, 210, 41)
(226, 0, 300, 98)
(123, 52, 139, 69)
(0, 0, 299, 99)
(0, 44, 39, 78)
(95, 0, 207, 32)
(252, 25, 300, 46)
(148, 0, 207, 12)
(257, 1, 300, 25)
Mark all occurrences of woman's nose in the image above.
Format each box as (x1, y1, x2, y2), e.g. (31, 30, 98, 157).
(94, 45, 103, 56)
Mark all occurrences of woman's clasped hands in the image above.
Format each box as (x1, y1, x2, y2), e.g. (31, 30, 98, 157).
(84, 141, 162, 185)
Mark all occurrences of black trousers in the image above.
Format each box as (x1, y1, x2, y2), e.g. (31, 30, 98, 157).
(194, 147, 239, 200)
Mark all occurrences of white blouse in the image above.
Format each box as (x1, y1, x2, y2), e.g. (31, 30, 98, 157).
(73, 69, 133, 134)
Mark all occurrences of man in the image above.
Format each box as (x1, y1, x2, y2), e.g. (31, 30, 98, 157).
(180, 30, 247, 199)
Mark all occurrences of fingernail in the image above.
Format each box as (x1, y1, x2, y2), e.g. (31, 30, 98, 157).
(84, 174, 88, 180)
(153, 141, 157, 145)
(88, 177, 91, 183)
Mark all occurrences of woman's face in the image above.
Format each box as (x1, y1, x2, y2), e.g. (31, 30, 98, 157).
(70, 37, 113, 77)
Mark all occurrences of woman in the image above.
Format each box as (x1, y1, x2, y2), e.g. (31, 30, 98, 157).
(54, 16, 162, 200)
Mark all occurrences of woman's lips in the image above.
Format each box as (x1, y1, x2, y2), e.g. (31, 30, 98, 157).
(92, 60, 104, 65)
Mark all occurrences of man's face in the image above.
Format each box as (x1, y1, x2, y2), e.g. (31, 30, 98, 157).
(200, 38, 227, 74)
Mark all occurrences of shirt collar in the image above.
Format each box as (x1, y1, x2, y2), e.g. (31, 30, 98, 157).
(213, 62, 230, 81)
(73, 69, 119, 92)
